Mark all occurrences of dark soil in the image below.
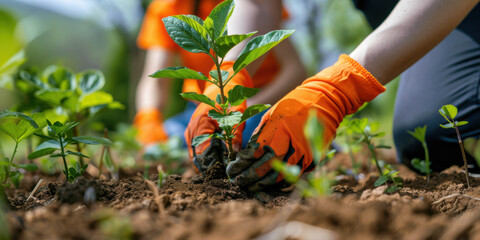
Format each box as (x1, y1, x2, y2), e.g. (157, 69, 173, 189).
(5, 154, 480, 240)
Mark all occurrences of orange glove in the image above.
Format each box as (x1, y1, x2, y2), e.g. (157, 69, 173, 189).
(133, 108, 168, 145)
(226, 54, 386, 191)
(185, 62, 253, 174)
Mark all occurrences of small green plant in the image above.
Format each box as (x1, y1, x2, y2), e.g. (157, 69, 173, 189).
(350, 118, 402, 192)
(374, 164, 403, 193)
(0, 111, 42, 207)
(408, 125, 431, 184)
(13, 66, 123, 165)
(28, 120, 112, 182)
(439, 104, 470, 188)
(157, 165, 166, 189)
(149, 0, 293, 161)
(350, 118, 390, 175)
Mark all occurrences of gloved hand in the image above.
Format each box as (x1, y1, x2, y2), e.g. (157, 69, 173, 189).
(133, 108, 169, 145)
(226, 54, 386, 191)
(185, 62, 253, 174)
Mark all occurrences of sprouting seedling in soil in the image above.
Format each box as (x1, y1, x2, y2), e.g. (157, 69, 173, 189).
(349, 118, 390, 175)
(16, 66, 124, 166)
(149, 0, 294, 162)
(0, 111, 42, 207)
(157, 165, 166, 189)
(28, 120, 112, 182)
(374, 164, 403, 193)
(408, 125, 431, 184)
(350, 118, 402, 192)
(439, 104, 470, 188)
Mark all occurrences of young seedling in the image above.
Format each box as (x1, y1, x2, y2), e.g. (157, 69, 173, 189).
(374, 164, 403, 193)
(28, 120, 112, 182)
(17, 66, 124, 165)
(439, 104, 470, 188)
(149, 0, 293, 162)
(408, 125, 431, 184)
(0, 111, 42, 207)
(350, 118, 402, 192)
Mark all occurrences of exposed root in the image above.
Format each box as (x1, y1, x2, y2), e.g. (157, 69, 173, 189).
(432, 193, 480, 204)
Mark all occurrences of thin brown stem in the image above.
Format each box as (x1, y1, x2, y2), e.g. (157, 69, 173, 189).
(454, 124, 470, 188)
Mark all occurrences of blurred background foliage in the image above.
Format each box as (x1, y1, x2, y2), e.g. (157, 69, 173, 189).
(0, 0, 397, 145)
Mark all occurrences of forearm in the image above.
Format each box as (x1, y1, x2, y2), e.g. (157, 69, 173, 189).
(249, 40, 307, 105)
(135, 48, 174, 111)
(225, 0, 282, 74)
(350, 0, 479, 85)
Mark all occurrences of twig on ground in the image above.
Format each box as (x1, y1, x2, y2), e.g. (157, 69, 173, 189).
(26, 179, 44, 202)
(145, 179, 165, 216)
(432, 193, 480, 204)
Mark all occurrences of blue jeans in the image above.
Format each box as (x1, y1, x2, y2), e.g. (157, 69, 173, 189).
(164, 102, 266, 148)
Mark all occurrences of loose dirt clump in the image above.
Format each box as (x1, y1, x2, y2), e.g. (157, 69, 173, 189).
(6, 163, 480, 240)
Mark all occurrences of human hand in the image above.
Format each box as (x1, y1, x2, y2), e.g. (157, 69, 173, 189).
(226, 54, 386, 191)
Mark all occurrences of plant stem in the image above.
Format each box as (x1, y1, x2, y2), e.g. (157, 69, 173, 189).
(422, 141, 430, 184)
(365, 136, 382, 176)
(346, 135, 357, 173)
(58, 136, 69, 181)
(0, 186, 11, 211)
(454, 124, 470, 188)
(2, 142, 18, 185)
(215, 63, 227, 104)
(73, 126, 84, 166)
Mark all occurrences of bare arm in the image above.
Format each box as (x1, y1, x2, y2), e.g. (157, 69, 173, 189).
(350, 0, 479, 85)
(225, 0, 282, 74)
(135, 48, 174, 111)
(249, 39, 307, 105)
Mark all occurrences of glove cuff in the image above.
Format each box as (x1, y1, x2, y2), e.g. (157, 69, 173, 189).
(134, 108, 164, 125)
(339, 54, 385, 101)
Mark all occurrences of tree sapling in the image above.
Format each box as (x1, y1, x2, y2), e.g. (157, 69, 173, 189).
(408, 125, 431, 184)
(439, 104, 470, 188)
(149, 0, 293, 162)
(29, 120, 112, 182)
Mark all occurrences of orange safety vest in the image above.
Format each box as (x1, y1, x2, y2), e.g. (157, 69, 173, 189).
(137, 0, 285, 94)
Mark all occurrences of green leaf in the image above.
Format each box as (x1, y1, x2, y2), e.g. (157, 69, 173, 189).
(204, 0, 235, 38)
(209, 70, 229, 83)
(208, 110, 242, 129)
(19, 70, 45, 89)
(456, 121, 469, 127)
(240, 104, 270, 123)
(163, 16, 211, 54)
(79, 91, 114, 110)
(173, 15, 211, 41)
(150, 66, 208, 80)
(28, 148, 57, 159)
(440, 123, 454, 129)
(216, 94, 223, 105)
(233, 30, 294, 73)
(215, 32, 256, 58)
(0, 110, 39, 128)
(408, 125, 427, 143)
(227, 85, 260, 106)
(72, 136, 112, 146)
(43, 65, 76, 90)
(374, 175, 389, 187)
(11, 163, 38, 171)
(35, 89, 73, 105)
(59, 122, 79, 136)
(79, 69, 105, 94)
(0, 121, 26, 142)
(180, 92, 216, 108)
(65, 151, 89, 158)
(411, 158, 431, 174)
(192, 134, 212, 147)
(0, 50, 25, 75)
(439, 104, 457, 121)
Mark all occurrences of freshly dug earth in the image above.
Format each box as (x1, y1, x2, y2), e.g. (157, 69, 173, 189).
(5, 160, 480, 240)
